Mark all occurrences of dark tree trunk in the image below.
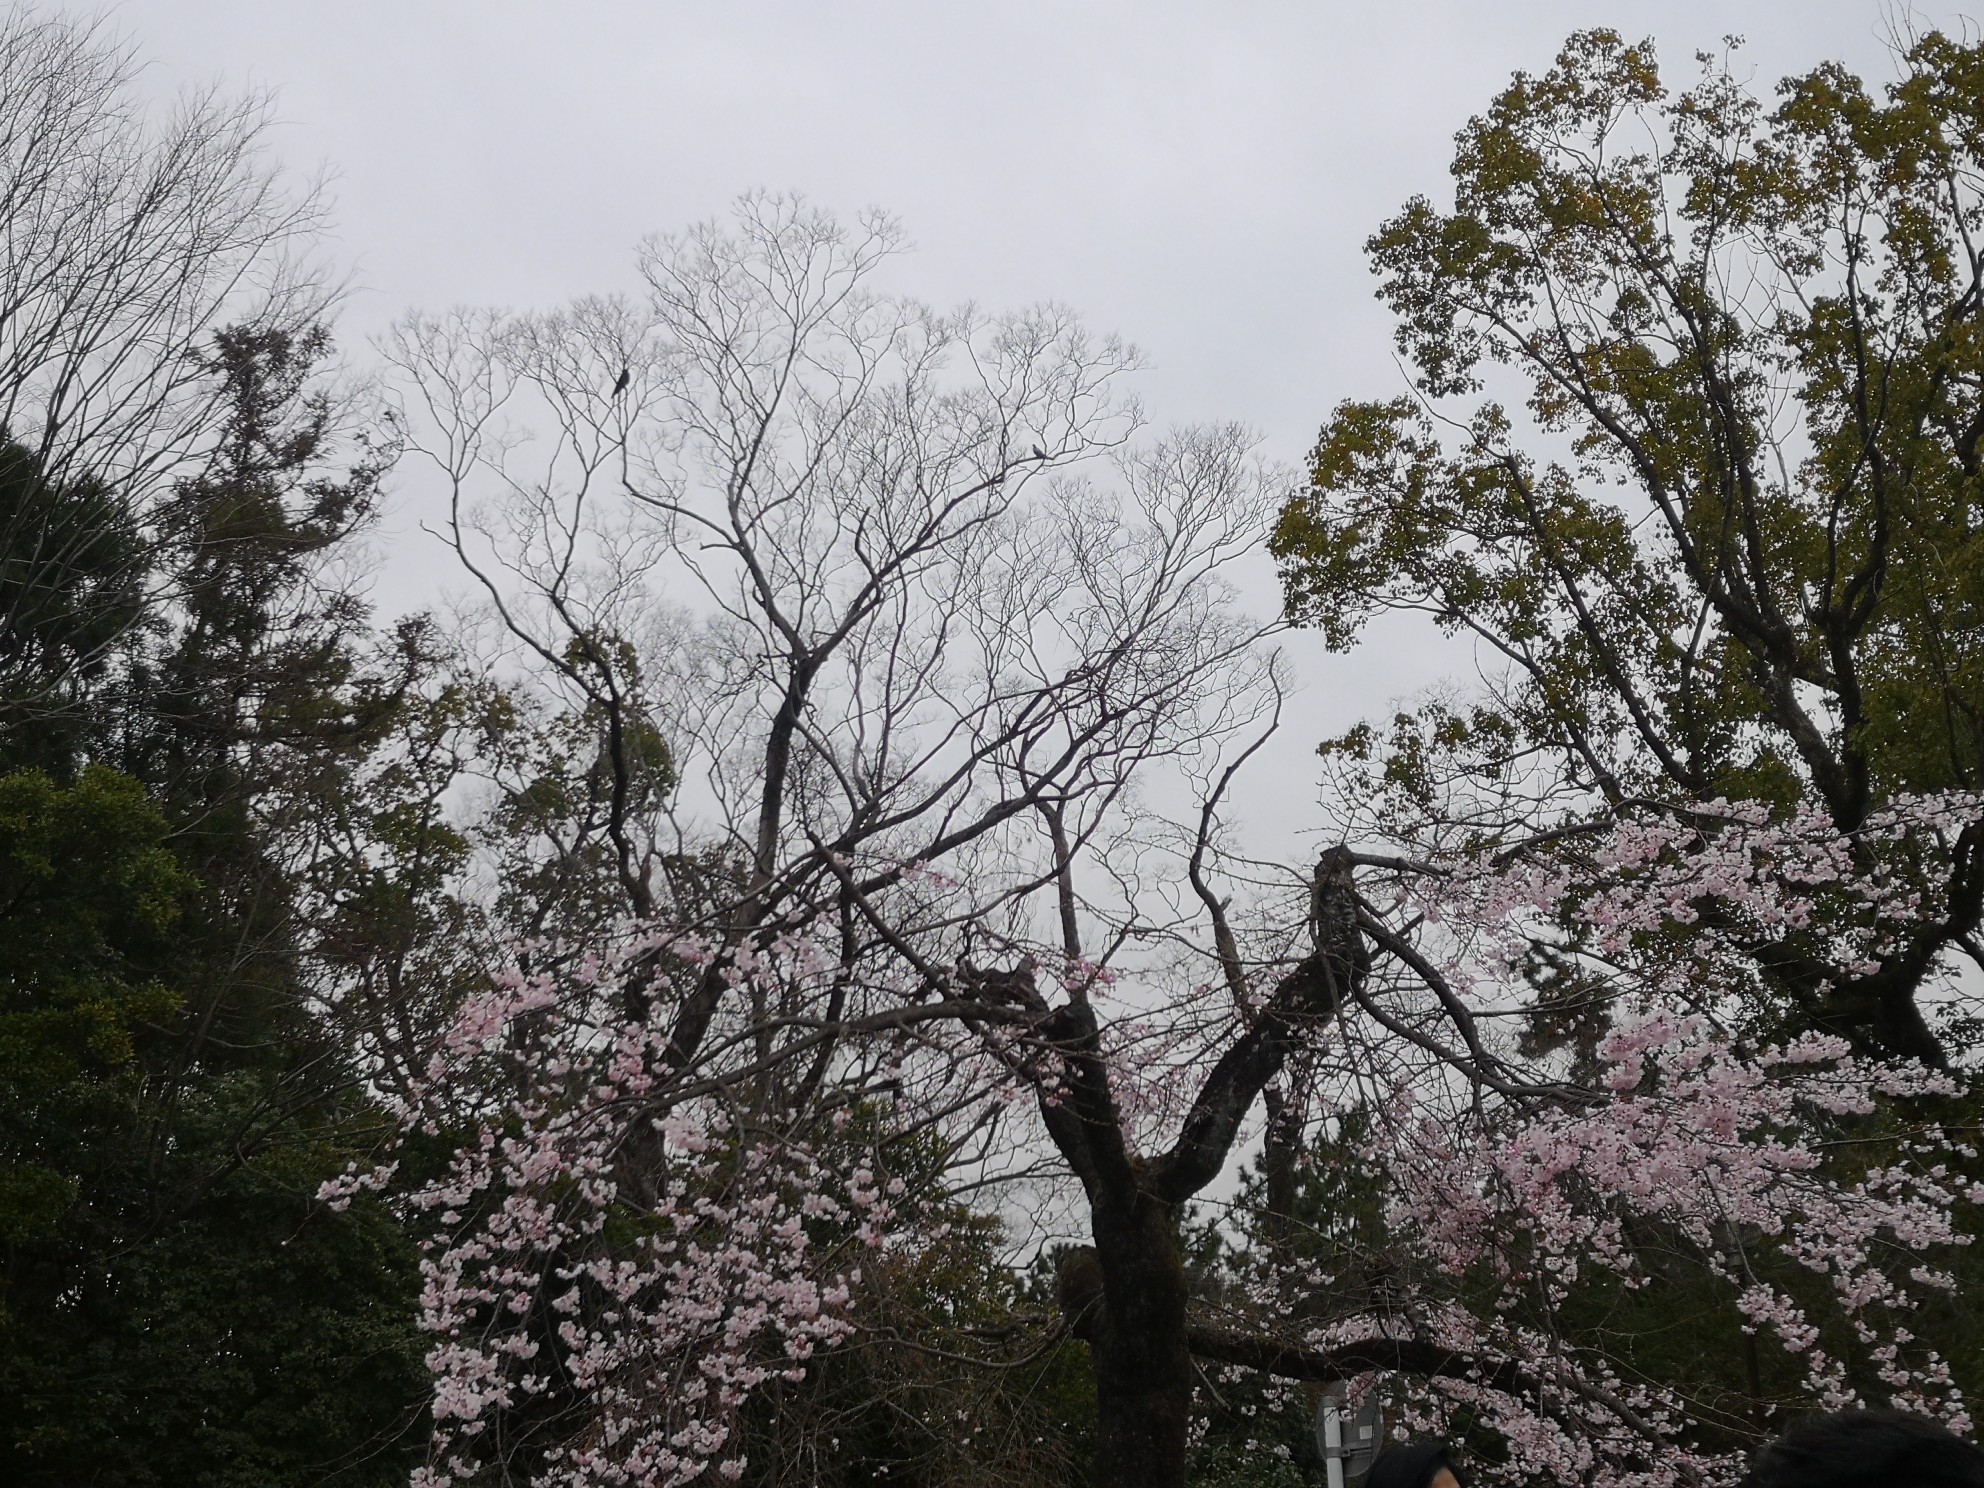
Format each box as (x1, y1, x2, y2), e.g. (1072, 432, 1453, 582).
(1028, 853, 1364, 1488)
(1060, 1193, 1196, 1488)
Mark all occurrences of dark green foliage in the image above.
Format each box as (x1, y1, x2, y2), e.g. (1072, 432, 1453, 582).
(0, 761, 428, 1486)
(740, 1210, 1098, 1488)
(483, 633, 677, 944)
(0, 326, 436, 1485)
(0, 766, 187, 1251)
(1175, 1112, 1395, 1486)
(0, 444, 146, 775)
(0, 1072, 425, 1487)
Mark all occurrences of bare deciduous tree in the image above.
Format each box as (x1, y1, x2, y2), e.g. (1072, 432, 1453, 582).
(387, 195, 1280, 965)
(380, 195, 1307, 1486)
(0, 9, 333, 726)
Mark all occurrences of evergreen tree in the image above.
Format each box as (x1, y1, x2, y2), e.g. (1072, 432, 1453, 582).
(0, 328, 436, 1487)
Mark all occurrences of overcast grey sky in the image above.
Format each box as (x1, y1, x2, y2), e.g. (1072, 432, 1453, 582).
(107, 1, 1932, 438)
(101, 0, 1966, 845)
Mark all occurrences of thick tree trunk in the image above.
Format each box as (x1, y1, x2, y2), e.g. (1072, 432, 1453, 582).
(1032, 865, 1363, 1488)
(1061, 1193, 1197, 1488)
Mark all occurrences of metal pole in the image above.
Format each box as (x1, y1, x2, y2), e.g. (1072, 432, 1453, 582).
(1324, 1401, 1345, 1488)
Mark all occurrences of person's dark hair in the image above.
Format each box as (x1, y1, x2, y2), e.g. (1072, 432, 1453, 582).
(1743, 1409, 1984, 1488)
(1365, 1442, 1466, 1488)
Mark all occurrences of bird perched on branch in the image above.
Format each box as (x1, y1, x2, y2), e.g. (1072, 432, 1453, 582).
(612, 366, 630, 397)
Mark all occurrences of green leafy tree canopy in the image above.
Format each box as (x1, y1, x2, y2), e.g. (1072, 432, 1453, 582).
(1274, 27, 1984, 1062)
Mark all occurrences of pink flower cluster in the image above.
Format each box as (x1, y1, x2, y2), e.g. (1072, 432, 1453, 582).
(322, 930, 907, 1488)
(329, 790, 1984, 1487)
(1299, 797, 1984, 1485)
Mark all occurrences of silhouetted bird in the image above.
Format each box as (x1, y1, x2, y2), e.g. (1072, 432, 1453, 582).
(1031, 442, 1047, 460)
(612, 367, 630, 397)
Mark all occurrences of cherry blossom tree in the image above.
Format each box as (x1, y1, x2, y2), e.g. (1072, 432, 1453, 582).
(341, 787, 1984, 1487)
(1188, 794, 1983, 1487)
(344, 197, 1984, 1488)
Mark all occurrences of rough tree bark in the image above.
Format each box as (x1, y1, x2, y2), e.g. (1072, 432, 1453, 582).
(1010, 850, 1362, 1488)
